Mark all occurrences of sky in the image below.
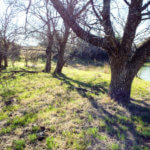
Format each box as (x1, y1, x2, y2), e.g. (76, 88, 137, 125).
(0, 0, 39, 46)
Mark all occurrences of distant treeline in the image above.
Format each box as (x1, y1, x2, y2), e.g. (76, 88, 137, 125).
(71, 40, 109, 63)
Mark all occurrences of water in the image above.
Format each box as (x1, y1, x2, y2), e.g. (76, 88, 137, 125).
(138, 65, 150, 82)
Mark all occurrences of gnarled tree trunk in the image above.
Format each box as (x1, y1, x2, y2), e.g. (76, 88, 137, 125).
(109, 54, 140, 103)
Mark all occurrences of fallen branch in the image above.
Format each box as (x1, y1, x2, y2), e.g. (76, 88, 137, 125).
(1, 68, 42, 74)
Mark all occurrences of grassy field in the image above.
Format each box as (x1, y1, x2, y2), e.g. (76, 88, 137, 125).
(0, 60, 150, 150)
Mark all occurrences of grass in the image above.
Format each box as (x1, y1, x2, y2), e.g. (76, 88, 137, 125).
(28, 133, 37, 143)
(0, 60, 150, 150)
(13, 139, 26, 150)
(46, 136, 58, 149)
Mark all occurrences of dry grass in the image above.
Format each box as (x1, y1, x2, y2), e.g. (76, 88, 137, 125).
(0, 61, 150, 150)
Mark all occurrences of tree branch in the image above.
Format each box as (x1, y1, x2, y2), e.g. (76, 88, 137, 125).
(101, 0, 119, 51)
(102, 0, 115, 38)
(121, 0, 142, 53)
(142, 17, 150, 21)
(123, 0, 130, 6)
(142, 12, 150, 16)
(90, 0, 102, 23)
(74, 1, 91, 18)
(2, 68, 41, 74)
(50, 0, 109, 50)
(25, 0, 32, 32)
(142, 1, 150, 11)
(131, 38, 150, 70)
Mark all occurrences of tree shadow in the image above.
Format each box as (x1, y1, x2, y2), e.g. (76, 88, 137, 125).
(130, 98, 150, 107)
(127, 100, 150, 124)
(53, 73, 150, 149)
(53, 73, 108, 108)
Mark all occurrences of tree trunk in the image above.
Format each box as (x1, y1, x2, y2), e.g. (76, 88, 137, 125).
(45, 45, 52, 73)
(3, 44, 8, 69)
(3, 56, 8, 69)
(54, 23, 70, 74)
(55, 58, 64, 74)
(54, 48, 65, 74)
(25, 58, 28, 67)
(109, 56, 136, 104)
(0, 55, 3, 69)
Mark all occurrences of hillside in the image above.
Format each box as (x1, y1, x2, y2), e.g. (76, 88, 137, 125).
(0, 61, 150, 150)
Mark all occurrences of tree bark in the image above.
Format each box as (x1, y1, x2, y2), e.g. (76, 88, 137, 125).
(54, 23, 70, 74)
(109, 72, 133, 104)
(3, 55, 8, 69)
(45, 44, 52, 73)
(25, 58, 28, 67)
(109, 56, 136, 103)
(3, 43, 9, 69)
(54, 48, 65, 74)
(0, 55, 3, 69)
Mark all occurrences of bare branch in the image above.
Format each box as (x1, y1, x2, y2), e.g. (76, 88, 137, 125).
(141, 17, 150, 21)
(50, 0, 109, 50)
(74, 1, 91, 18)
(130, 38, 150, 71)
(25, 0, 32, 32)
(121, 0, 142, 53)
(123, 0, 130, 6)
(142, 1, 150, 11)
(90, 0, 102, 23)
(101, 0, 119, 52)
(142, 12, 150, 16)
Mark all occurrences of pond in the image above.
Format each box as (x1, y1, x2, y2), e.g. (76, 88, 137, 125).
(138, 64, 150, 82)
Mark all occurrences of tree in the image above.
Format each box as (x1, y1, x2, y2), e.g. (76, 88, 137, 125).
(73, 38, 109, 62)
(24, 0, 57, 72)
(23, 0, 90, 73)
(0, 2, 22, 69)
(54, 0, 90, 73)
(54, 22, 70, 73)
(50, 0, 150, 104)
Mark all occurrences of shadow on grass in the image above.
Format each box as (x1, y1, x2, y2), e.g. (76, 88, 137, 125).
(53, 73, 108, 109)
(54, 73, 150, 149)
(131, 98, 150, 107)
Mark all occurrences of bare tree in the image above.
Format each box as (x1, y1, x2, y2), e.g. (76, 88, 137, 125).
(22, 0, 90, 73)
(54, 0, 90, 73)
(50, 0, 150, 104)
(54, 22, 70, 73)
(23, 0, 58, 72)
(0, 2, 22, 69)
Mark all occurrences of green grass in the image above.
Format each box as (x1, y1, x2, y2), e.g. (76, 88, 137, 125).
(0, 60, 150, 150)
(46, 136, 58, 150)
(0, 112, 8, 121)
(32, 125, 40, 133)
(109, 143, 119, 150)
(0, 112, 37, 135)
(28, 133, 37, 143)
(13, 139, 25, 150)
